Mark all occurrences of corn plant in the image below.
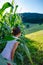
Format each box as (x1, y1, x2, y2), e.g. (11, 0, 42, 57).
(0, 0, 34, 65)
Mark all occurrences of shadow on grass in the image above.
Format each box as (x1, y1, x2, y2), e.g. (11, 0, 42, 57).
(23, 37, 43, 65)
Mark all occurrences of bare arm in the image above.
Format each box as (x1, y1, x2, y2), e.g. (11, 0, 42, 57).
(11, 42, 19, 61)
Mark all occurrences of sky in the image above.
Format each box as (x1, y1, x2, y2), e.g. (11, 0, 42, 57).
(0, 0, 43, 14)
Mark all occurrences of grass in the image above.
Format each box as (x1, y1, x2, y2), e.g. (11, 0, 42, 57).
(25, 30, 43, 65)
(25, 30, 43, 51)
(22, 37, 43, 65)
(25, 24, 43, 34)
(25, 30, 43, 43)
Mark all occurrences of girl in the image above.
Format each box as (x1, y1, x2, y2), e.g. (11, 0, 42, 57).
(1, 26, 21, 62)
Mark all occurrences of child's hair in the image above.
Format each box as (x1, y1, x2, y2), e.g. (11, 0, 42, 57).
(12, 26, 21, 36)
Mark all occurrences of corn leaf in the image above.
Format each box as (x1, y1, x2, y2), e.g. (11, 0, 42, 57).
(0, 2, 13, 14)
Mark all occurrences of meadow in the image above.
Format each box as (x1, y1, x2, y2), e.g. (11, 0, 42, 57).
(24, 23, 43, 65)
(25, 30, 43, 44)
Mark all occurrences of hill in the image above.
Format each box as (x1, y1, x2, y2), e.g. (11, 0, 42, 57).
(19, 13, 43, 24)
(25, 30, 43, 44)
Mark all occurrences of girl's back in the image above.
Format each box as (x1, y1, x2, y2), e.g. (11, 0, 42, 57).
(1, 39, 17, 61)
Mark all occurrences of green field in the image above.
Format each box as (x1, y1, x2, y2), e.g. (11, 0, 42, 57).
(25, 30, 43, 51)
(25, 30, 43, 43)
(25, 24, 43, 34)
(24, 29, 43, 65)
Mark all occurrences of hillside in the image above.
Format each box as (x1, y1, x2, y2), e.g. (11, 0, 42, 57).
(25, 30, 43, 44)
(19, 13, 43, 23)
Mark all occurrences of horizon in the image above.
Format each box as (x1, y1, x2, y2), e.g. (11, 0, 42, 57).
(17, 12, 43, 14)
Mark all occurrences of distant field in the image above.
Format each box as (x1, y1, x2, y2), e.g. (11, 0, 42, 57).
(25, 30, 43, 51)
(24, 24, 43, 34)
(25, 30, 43, 43)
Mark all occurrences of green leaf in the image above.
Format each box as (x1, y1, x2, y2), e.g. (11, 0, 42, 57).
(20, 43, 34, 65)
(4, 35, 15, 40)
(16, 52, 24, 65)
(14, 5, 18, 13)
(0, 35, 15, 44)
(10, 0, 14, 13)
(0, 2, 13, 14)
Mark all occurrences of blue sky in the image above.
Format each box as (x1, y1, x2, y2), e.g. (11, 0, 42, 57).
(0, 0, 43, 13)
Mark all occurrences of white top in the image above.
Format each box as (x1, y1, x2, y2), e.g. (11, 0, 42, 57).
(1, 37, 18, 61)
